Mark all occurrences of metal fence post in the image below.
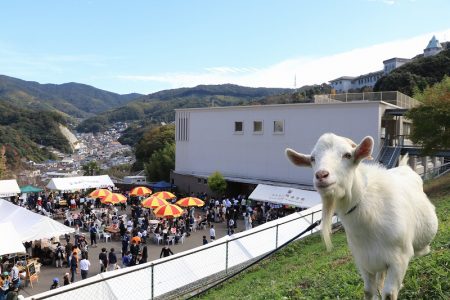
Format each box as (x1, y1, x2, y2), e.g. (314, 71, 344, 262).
(151, 263, 154, 299)
(225, 240, 229, 275)
(275, 224, 279, 248)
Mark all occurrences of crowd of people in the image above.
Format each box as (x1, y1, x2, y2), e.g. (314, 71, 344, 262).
(2, 189, 303, 296)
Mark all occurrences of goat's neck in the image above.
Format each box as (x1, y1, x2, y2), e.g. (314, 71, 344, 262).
(336, 167, 367, 216)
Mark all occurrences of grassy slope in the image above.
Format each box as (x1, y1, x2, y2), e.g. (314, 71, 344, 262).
(201, 174, 450, 299)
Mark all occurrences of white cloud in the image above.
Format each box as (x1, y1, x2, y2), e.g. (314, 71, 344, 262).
(116, 29, 450, 91)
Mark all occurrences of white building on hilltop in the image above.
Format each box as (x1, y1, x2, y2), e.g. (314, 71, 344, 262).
(329, 35, 445, 93)
(171, 92, 440, 196)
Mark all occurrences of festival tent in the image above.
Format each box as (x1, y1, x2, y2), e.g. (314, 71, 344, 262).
(150, 181, 173, 191)
(0, 222, 26, 256)
(20, 185, 43, 193)
(249, 184, 322, 209)
(0, 198, 74, 242)
(0, 179, 21, 197)
(46, 175, 114, 191)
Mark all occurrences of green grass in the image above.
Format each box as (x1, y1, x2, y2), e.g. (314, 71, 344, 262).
(200, 174, 450, 299)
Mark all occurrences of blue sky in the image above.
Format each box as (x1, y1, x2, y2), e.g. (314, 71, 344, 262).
(0, 0, 449, 94)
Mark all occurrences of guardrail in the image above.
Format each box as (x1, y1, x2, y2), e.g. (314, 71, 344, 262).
(29, 205, 326, 300)
(314, 91, 420, 109)
(420, 162, 450, 180)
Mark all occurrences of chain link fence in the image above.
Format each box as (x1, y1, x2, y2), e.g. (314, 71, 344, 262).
(28, 205, 325, 300)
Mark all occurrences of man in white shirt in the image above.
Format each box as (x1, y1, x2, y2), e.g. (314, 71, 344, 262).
(79, 254, 91, 280)
(209, 225, 216, 240)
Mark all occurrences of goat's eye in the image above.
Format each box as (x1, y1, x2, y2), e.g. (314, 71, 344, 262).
(310, 156, 315, 163)
(343, 153, 352, 159)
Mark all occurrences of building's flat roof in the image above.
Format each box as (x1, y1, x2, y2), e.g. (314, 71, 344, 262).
(382, 57, 411, 63)
(174, 99, 384, 112)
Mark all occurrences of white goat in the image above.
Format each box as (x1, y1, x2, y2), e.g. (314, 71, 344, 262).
(286, 133, 438, 300)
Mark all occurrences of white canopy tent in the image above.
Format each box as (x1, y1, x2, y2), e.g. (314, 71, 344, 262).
(0, 179, 21, 197)
(46, 175, 114, 191)
(0, 222, 26, 256)
(249, 184, 322, 208)
(0, 198, 74, 242)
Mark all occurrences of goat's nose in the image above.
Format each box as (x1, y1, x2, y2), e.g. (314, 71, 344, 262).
(315, 170, 329, 180)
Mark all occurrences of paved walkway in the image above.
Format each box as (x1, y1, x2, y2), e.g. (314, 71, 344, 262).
(20, 208, 233, 298)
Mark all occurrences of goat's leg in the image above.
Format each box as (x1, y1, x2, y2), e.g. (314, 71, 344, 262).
(382, 255, 410, 300)
(376, 270, 386, 296)
(361, 271, 377, 300)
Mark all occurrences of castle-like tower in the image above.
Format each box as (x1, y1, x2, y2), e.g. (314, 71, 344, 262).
(423, 35, 443, 57)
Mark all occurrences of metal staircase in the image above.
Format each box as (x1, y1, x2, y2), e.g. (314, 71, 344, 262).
(378, 146, 402, 169)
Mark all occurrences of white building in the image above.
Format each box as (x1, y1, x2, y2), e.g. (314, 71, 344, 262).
(172, 91, 436, 196)
(123, 175, 147, 185)
(329, 36, 445, 92)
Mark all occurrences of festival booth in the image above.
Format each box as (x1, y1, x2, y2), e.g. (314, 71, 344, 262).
(46, 175, 114, 191)
(249, 184, 321, 209)
(0, 179, 21, 197)
(0, 198, 75, 286)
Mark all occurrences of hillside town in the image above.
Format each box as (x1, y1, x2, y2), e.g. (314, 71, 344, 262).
(17, 122, 134, 187)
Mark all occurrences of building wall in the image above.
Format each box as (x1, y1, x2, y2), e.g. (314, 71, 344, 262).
(175, 102, 384, 187)
(330, 79, 353, 93)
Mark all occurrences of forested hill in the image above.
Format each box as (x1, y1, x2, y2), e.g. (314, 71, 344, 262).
(0, 102, 72, 169)
(0, 75, 142, 117)
(76, 84, 295, 132)
(374, 48, 450, 96)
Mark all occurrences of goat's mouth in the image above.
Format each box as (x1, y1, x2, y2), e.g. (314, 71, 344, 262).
(315, 181, 336, 189)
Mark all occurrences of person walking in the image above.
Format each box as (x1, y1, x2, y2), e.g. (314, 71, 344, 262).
(202, 236, 208, 245)
(209, 225, 216, 240)
(98, 248, 108, 273)
(69, 251, 78, 283)
(79, 254, 91, 280)
(89, 223, 97, 247)
(55, 243, 65, 268)
(139, 246, 148, 264)
(107, 248, 117, 271)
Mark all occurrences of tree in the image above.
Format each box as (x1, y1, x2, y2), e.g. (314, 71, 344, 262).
(0, 146, 7, 179)
(208, 171, 227, 196)
(407, 76, 450, 154)
(134, 124, 175, 170)
(145, 142, 175, 181)
(82, 161, 100, 176)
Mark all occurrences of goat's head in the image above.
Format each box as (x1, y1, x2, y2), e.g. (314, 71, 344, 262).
(285, 133, 373, 250)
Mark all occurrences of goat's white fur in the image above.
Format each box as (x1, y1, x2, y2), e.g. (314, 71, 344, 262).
(285, 133, 438, 300)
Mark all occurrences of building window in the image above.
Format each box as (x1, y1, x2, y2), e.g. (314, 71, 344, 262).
(176, 111, 189, 141)
(253, 121, 263, 133)
(197, 178, 202, 183)
(273, 120, 284, 134)
(203, 178, 207, 184)
(234, 121, 243, 133)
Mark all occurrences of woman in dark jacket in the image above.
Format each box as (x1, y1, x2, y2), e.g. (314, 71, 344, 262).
(139, 246, 148, 264)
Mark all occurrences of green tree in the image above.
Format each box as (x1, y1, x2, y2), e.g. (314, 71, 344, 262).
(145, 142, 175, 181)
(82, 161, 100, 176)
(134, 124, 175, 170)
(208, 171, 227, 196)
(407, 76, 450, 154)
(0, 146, 7, 179)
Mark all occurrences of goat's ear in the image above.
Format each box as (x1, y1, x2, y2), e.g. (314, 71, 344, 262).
(285, 148, 312, 167)
(354, 136, 374, 163)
